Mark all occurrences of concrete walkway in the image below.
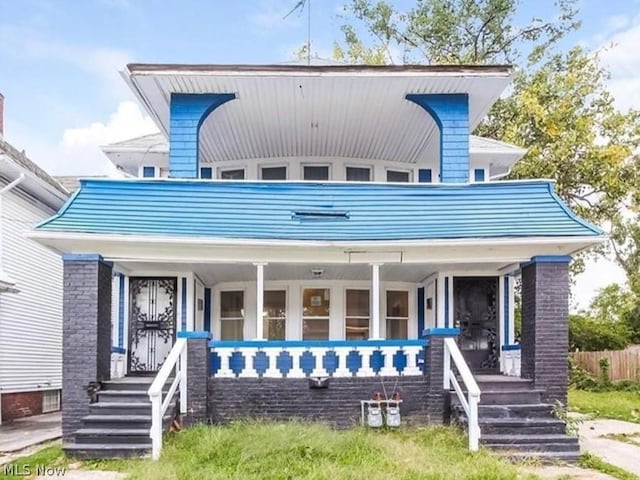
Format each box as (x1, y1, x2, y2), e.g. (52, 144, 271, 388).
(0, 412, 61, 453)
(579, 418, 640, 477)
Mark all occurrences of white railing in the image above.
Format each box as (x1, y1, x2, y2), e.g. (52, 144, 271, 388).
(443, 337, 481, 451)
(148, 337, 187, 460)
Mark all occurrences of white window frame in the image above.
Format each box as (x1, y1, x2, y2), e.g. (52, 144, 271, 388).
(345, 164, 372, 182)
(42, 389, 61, 413)
(344, 288, 370, 340)
(263, 289, 287, 340)
(301, 286, 331, 340)
(218, 166, 247, 180)
(385, 289, 410, 339)
(219, 290, 245, 340)
(302, 163, 332, 181)
(385, 168, 413, 183)
(259, 163, 289, 180)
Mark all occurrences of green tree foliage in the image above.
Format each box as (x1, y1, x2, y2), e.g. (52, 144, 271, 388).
(569, 314, 630, 352)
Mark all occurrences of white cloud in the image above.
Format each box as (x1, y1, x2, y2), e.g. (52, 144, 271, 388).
(571, 256, 627, 312)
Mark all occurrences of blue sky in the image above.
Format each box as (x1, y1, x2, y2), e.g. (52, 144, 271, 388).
(0, 0, 637, 307)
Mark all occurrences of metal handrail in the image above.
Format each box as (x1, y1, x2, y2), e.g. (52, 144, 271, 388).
(148, 337, 187, 460)
(443, 337, 481, 451)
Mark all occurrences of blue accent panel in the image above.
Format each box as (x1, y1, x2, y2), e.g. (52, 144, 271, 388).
(204, 288, 211, 333)
(300, 351, 316, 376)
(423, 328, 461, 337)
(530, 255, 572, 263)
(169, 93, 236, 178)
(229, 351, 245, 377)
(417, 287, 425, 335)
(418, 169, 432, 183)
(210, 352, 221, 375)
(370, 350, 384, 374)
(142, 166, 155, 178)
(209, 339, 426, 348)
(276, 351, 293, 376)
(62, 253, 104, 262)
(502, 344, 521, 351)
(253, 351, 269, 376)
(200, 167, 213, 179)
(322, 350, 339, 375)
(406, 94, 470, 183)
(346, 350, 362, 375)
(180, 277, 187, 330)
(503, 276, 510, 345)
(474, 169, 485, 182)
(444, 277, 450, 328)
(117, 273, 125, 348)
(177, 330, 212, 339)
(38, 180, 603, 240)
(392, 349, 407, 374)
(111, 346, 126, 354)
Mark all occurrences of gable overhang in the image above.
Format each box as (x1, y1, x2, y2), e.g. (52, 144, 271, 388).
(123, 64, 513, 164)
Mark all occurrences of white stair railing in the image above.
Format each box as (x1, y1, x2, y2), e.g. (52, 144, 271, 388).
(443, 337, 481, 451)
(148, 337, 187, 460)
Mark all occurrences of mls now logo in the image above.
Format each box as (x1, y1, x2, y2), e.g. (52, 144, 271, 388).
(3, 464, 67, 476)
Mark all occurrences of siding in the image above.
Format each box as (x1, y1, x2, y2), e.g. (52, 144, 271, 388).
(37, 179, 603, 241)
(0, 190, 63, 393)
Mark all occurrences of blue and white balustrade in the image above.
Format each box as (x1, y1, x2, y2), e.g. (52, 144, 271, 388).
(209, 340, 427, 378)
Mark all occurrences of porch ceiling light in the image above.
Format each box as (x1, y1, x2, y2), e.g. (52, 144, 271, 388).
(311, 269, 323, 278)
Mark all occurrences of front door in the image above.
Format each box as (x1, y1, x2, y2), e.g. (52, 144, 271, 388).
(453, 276, 499, 373)
(128, 277, 177, 374)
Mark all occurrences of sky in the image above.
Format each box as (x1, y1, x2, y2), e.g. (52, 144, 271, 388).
(0, 0, 637, 309)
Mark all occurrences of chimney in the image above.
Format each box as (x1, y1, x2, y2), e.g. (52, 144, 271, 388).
(0, 92, 4, 136)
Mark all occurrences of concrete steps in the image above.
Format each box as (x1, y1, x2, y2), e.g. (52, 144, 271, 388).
(451, 375, 580, 463)
(64, 376, 176, 459)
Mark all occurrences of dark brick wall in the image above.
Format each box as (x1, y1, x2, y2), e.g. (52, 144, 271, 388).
(521, 261, 570, 404)
(208, 376, 429, 427)
(425, 335, 448, 424)
(184, 338, 209, 426)
(1, 391, 43, 420)
(62, 258, 112, 442)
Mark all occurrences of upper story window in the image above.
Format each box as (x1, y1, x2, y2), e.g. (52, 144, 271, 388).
(142, 166, 156, 178)
(474, 168, 486, 182)
(303, 165, 330, 181)
(387, 169, 411, 183)
(418, 169, 432, 183)
(261, 166, 287, 180)
(200, 167, 213, 179)
(219, 168, 245, 180)
(346, 166, 371, 182)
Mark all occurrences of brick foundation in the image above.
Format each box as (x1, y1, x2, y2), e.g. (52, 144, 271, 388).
(208, 376, 429, 427)
(1, 391, 44, 421)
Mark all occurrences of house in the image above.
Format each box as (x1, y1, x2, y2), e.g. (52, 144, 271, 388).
(0, 93, 69, 423)
(29, 63, 604, 460)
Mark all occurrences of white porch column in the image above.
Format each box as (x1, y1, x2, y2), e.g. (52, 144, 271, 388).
(254, 262, 267, 340)
(370, 263, 382, 339)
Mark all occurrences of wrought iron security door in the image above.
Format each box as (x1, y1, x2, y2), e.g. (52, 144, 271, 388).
(128, 278, 177, 373)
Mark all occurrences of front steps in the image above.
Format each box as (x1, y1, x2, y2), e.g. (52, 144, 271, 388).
(65, 376, 173, 459)
(451, 375, 580, 463)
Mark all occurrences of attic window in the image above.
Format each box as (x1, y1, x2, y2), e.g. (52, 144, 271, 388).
(292, 210, 350, 221)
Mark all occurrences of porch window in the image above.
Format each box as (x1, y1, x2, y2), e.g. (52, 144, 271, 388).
(346, 166, 371, 182)
(219, 168, 245, 180)
(345, 289, 369, 340)
(264, 290, 286, 340)
(303, 165, 330, 181)
(386, 290, 408, 339)
(302, 288, 330, 340)
(386, 170, 411, 182)
(261, 166, 287, 180)
(220, 291, 244, 340)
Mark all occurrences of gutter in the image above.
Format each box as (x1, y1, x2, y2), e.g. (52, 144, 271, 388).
(0, 173, 24, 294)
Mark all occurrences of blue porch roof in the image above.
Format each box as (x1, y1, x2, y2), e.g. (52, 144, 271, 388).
(36, 179, 602, 241)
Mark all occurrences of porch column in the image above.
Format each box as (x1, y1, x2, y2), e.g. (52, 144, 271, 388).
(370, 263, 382, 339)
(61, 254, 113, 442)
(178, 331, 211, 426)
(424, 328, 460, 424)
(521, 256, 571, 404)
(254, 262, 266, 340)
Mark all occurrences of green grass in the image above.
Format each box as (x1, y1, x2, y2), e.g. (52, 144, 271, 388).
(578, 452, 639, 480)
(0, 444, 69, 479)
(2, 423, 540, 480)
(601, 433, 640, 447)
(569, 389, 640, 423)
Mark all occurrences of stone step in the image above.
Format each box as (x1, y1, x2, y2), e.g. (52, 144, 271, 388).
(82, 414, 155, 429)
(89, 402, 151, 415)
(476, 417, 567, 435)
(74, 428, 151, 445)
(477, 389, 543, 405)
(477, 404, 555, 419)
(97, 390, 155, 403)
(481, 434, 579, 445)
(484, 442, 580, 453)
(475, 378, 533, 392)
(64, 442, 151, 459)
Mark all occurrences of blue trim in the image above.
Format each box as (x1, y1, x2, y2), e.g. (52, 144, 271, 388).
(423, 328, 460, 337)
(204, 287, 211, 332)
(62, 253, 104, 262)
(142, 166, 155, 178)
(501, 344, 521, 351)
(178, 330, 212, 339)
(34, 184, 82, 229)
(547, 183, 603, 235)
(418, 169, 432, 183)
(209, 339, 425, 349)
(111, 346, 126, 354)
(118, 274, 125, 348)
(474, 169, 485, 182)
(444, 276, 450, 328)
(200, 167, 213, 179)
(530, 255, 572, 263)
(181, 277, 187, 330)
(417, 287, 425, 335)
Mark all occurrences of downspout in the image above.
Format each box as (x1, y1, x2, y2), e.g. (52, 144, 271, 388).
(0, 173, 24, 426)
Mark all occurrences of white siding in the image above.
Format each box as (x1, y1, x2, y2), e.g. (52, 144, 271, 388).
(0, 190, 62, 393)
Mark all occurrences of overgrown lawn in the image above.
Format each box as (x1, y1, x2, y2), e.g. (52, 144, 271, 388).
(569, 389, 640, 423)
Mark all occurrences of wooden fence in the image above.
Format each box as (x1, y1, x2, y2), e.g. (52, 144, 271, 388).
(571, 349, 640, 381)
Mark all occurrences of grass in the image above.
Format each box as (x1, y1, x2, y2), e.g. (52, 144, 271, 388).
(568, 389, 640, 423)
(2, 422, 540, 480)
(578, 452, 640, 480)
(0, 445, 69, 479)
(601, 433, 640, 447)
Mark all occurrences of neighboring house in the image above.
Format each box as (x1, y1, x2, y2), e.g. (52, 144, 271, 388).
(29, 63, 604, 460)
(0, 94, 69, 423)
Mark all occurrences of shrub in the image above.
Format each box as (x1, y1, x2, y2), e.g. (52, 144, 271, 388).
(569, 314, 630, 351)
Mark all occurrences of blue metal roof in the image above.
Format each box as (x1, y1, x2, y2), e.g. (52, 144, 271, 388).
(36, 179, 602, 241)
